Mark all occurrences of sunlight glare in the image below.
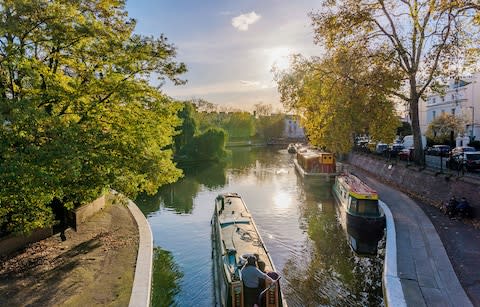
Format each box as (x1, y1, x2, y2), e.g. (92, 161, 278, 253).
(265, 46, 293, 71)
(273, 190, 292, 209)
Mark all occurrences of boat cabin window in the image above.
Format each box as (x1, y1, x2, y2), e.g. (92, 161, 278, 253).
(350, 198, 379, 216)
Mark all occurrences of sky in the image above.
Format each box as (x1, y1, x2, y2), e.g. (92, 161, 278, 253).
(125, 0, 324, 111)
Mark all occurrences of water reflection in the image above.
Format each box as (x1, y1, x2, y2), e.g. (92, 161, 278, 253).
(273, 190, 293, 209)
(136, 162, 227, 215)
(135, 177, 200, 215)
(138, 147, 383, 307)
(184, 161, 227, 189)
(151, 247, 183, 307)
(285, 174, 384, 306)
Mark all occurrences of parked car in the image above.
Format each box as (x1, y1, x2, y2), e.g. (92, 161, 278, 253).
(450, 146, 475, 156)
(398, 148, 414, 161)
(427, 145, 451, 156)
(388, 144, 404, 157)
(375, 143, 388, 155)
(446, 151, 480, 171)
(401, 135, 426, 149)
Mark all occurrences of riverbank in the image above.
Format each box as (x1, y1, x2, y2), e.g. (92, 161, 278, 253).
(348, 153, 480, 305)
(348, 152, 480, 227)
(0, 202, 138, 306)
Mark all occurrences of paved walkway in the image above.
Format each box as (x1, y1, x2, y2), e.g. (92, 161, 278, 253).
(353, 168, 473, 307)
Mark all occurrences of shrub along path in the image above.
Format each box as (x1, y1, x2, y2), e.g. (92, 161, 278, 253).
(0, 203, 138, 307)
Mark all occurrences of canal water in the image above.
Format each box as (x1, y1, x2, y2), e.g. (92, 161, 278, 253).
(136, 147, 384, 306)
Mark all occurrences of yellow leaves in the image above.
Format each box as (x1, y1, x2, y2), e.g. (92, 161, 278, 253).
(276, 46, 400, 153)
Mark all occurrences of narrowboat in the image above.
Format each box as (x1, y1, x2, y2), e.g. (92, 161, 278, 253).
(211, 193, 286, 307)
(332, 174, 385, 254)
(293, 148, 337, 177)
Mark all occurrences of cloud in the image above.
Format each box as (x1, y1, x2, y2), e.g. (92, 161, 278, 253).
(232, 12, 261, 31)
(240, 80, 276, 89)
(240, 80, 261, 87)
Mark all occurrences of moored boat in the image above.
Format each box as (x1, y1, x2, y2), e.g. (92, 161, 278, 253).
(293, 148, 337, 177)
(332, 173, 385, 254)
(211, 193, 286, 307)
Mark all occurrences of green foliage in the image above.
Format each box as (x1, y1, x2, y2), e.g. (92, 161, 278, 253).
(426, 114, 465, 144)
(223, 112, 255, 139)
(256, 114, 285, 139)
(174, 102, 198, 153)
(0, 0, 186, 233)
(397, 122, 412, 138)
(275, 49, 400, 153)
(180, 127, 228, 162)
(310, 0, 480, 163)
(151, 247, 183, 307)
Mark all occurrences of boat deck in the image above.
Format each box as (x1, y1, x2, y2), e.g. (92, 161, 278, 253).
(216, 194, 274, 273)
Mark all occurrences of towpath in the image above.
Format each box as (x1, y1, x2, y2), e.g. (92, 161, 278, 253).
(353, 166, 479, 307)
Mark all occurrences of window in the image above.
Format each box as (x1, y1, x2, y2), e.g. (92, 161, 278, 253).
(433, 98, 436, 104)
(357, 199, 380, 216)
(442, 96, 445, 102)
(452, 108, 456, 115)
(349, 200, 357, 213)
(433, 111, 436, 119)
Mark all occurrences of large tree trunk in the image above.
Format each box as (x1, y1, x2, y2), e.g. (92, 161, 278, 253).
(410, 89, 424, 165)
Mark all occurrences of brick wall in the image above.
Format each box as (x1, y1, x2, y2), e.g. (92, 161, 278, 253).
(348, 153, 480, 218)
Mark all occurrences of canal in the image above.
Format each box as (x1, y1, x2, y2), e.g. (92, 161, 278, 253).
(136, 147, 384, 306)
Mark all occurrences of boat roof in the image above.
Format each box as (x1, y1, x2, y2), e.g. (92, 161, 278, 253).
(214, 193, 275, 278)
(337, 174, 378, 200)
(297, 149, 332, 158)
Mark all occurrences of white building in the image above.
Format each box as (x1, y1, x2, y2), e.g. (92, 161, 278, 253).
(420, 73, 479, 140)
(283, 115, 305, 139)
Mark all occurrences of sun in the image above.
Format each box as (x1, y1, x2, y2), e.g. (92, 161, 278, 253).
(264, 46, 293, 71)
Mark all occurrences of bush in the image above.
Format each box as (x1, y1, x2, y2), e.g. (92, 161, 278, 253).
(180, 128, 228, 162)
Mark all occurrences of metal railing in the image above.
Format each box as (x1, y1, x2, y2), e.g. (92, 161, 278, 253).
(351, 146, 479, 179)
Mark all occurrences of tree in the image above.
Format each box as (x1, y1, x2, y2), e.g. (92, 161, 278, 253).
(426, 114, 465, 144)
(191, 98, 218, 113)
(256, 114, 285, 140)
(223, 112, 255, 139)
(254, 103, 273, 117)
(0, 0, 186, 233)
(310, 0, 480, 163)
(174, 102, 197, 153)
(275, 49, 400, 153)
(397, 121, 413, 138)
(180, 127, 228, 162)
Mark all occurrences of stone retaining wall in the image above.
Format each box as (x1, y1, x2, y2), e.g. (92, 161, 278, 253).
(0, 228, 53, 257)
(0, 194, 108, 257)
(348, 153, 480, 218)
(72, 194, 107, 231)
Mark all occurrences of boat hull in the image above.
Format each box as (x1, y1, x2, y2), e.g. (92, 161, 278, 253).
(346, 212, 385, 254)
(211, 193, 286, 307)
(333, 176, 385, 255)
(293, 159, 337, 178)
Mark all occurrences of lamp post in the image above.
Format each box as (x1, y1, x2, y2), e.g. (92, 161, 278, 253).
(468, 106, 474, 141)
